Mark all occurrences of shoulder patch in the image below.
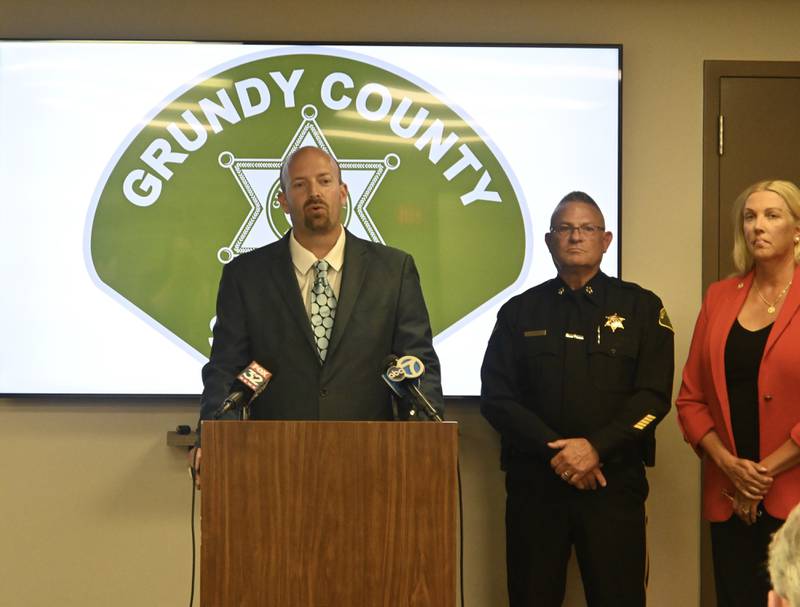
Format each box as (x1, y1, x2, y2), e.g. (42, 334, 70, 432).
(658, 307, 674, 332)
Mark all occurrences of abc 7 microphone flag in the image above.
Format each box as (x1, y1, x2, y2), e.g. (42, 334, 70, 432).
(386, 355, 425, 383)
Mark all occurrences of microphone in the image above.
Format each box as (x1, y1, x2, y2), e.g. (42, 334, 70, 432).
(213, 361, 272, 419)
(382, 354, 406, 399)
(381, 354, 443, 422)
(381, 354, 418, 419)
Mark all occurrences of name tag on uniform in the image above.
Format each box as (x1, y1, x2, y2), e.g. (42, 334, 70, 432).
(523, 329, 547, 337)
(565, 332, 584, 340)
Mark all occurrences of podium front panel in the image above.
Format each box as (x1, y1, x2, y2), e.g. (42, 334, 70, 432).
(201, 420, 458, 607)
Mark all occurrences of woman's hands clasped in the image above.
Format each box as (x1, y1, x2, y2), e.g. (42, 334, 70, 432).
(729, 490, 761, 525)
(719, 453, 772, 525)
(720, 453, 773, 500)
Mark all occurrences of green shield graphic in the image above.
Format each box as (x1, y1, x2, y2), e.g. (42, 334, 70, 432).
(89, 50, 527, 356)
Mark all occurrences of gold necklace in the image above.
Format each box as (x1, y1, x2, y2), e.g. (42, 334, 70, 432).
(755, 280, 793, 314)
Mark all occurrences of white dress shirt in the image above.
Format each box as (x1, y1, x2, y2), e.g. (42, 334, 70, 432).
(288, 228, 346, 317)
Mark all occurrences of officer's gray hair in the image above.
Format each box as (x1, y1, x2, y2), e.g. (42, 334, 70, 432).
(550, 191, 606, 229)
(769, 503, 800, 607)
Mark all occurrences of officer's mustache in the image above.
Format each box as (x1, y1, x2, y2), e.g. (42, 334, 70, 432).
(303, 196, 326, 209)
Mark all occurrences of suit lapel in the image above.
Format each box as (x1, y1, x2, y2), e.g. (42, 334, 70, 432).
(763, 264, 800, 357)
(709, 272, 752, 451)
(270, 235, 319, 359)
(326, 232, 369, 361)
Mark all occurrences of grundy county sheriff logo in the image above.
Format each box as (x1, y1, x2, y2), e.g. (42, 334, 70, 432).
(217, 104, 399, 263)
(86, 49, 527, 358)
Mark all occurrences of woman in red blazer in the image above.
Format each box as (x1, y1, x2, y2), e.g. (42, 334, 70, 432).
(676, 180, 800, 607)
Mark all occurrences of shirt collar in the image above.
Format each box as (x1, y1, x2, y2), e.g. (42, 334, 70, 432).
(582, 271, 606, 305)
(289, 227, 346, 275)
(555, 270, 607, 305)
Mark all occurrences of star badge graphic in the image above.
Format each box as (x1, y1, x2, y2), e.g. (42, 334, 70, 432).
(604, 313, 625, 333)
(216, 104, 399, 264)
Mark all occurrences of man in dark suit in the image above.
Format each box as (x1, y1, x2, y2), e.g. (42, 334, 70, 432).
(192, 146, 442, 477)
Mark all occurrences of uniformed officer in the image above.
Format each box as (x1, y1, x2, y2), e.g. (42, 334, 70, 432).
(481, 191, 674, 607)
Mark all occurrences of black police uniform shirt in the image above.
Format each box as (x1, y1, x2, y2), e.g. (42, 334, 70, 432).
(480, 271, 674, 478)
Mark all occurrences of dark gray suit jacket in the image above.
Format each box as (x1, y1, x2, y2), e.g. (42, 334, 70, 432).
(199, 230, 442, 425)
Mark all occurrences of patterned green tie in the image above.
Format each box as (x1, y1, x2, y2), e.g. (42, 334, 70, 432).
(311, 260, 337, 362)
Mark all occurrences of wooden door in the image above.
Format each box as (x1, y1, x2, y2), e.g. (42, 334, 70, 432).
(703, 61, 800, 289)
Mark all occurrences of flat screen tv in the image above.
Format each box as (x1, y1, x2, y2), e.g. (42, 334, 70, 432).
(0, 41, 621, 396)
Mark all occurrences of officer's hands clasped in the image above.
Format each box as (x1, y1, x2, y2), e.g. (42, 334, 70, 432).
(548, 437, 607, 490)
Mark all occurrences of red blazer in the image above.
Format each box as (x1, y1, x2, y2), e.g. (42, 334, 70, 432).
(676, 265, 800, 521)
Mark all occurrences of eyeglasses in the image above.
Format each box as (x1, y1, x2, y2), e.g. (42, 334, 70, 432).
(550, 224, 606, 237)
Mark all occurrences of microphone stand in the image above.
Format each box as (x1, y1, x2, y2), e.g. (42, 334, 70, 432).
(212, 393, 244, 420)
(407, 381, 443, 422)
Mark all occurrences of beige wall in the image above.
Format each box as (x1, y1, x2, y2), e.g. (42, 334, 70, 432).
(3, 1, 800, 605)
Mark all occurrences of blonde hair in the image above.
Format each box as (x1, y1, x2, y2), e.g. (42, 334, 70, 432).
(769, 504, 800, 607)
(731, 180, 800, 274)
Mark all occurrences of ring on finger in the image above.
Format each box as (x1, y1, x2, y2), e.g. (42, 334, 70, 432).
(561, 471, 571, 481)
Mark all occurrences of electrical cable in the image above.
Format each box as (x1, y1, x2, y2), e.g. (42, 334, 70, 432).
(457, 458, 464, 607)
(189, 448, 198, 607)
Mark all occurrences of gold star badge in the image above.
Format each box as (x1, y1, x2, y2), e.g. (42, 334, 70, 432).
(604, 313, 625, 332)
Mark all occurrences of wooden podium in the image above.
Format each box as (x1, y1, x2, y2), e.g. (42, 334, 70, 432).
(200, 421, 458, 607)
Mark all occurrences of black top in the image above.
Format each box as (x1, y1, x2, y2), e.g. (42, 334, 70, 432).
(480, 271, 675, 474)
(724, 319, 772, 461)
